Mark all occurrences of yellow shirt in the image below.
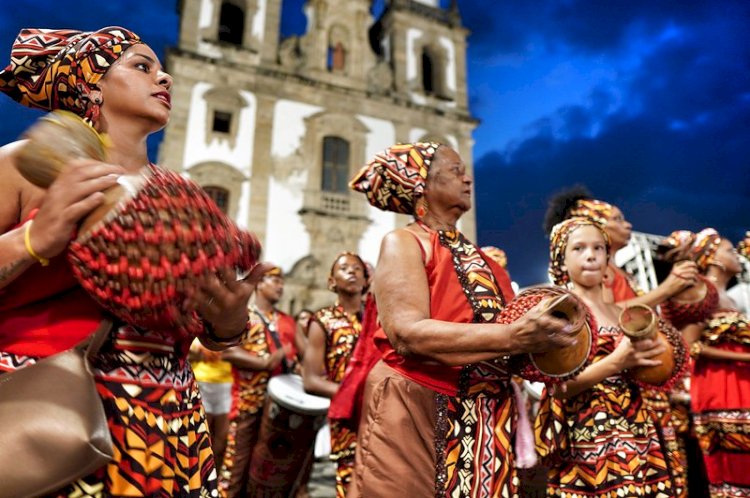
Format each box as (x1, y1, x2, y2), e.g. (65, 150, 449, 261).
(192, 360, 233, 384)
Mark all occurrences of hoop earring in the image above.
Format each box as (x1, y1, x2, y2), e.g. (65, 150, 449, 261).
(415, 199, 428, 219)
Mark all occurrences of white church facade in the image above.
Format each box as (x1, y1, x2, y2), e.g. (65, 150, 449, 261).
(159, 0, 477, 312)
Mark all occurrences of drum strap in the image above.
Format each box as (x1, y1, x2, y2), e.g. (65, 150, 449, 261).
(252, 306, 290, 374)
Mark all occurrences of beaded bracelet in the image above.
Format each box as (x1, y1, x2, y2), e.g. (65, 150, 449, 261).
(200, 316, 249, 349)
(24, 220, 49, 267)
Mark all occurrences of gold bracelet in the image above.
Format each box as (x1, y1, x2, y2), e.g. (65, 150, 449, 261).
(689, 341, 704, 359)
(24, 220, 49, 267)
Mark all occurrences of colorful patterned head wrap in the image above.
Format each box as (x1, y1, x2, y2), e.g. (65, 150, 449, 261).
(262, 265, 283, 278)
(349, 142, 441, 214)
(0, 27, 141, 123)
(481, 246, 508, 268)
(691, 228, 723, 272)
(569, 199, 615, 226)
(737, 231, 750, 261)
(659, 230, 697, 262)
(549, 217, 611, 285)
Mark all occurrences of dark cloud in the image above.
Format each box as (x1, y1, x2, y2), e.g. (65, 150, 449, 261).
(475, 1, 750, 285)
(464, 0, 738, 58)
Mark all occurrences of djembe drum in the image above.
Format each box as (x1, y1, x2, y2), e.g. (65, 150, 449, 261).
(497, 286, 598, 384)
(248, 374, 330, 497)
(618, 304, 688, 390)
(661, 275, 719, 330)
(16, 111, 261, 335)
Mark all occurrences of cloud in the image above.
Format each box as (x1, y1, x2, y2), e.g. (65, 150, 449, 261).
(475, 1, 750, 284)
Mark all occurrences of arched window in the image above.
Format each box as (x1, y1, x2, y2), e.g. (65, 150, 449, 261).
(422, 49, 435, 94)
(327, 42, 346, 72)
(203, 186, 230, 214)
(218, 2, 244, 46)
(321, 136, 350, 193)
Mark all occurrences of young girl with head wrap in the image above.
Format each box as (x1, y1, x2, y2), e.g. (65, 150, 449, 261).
(0, 27, 264, 496)
(536, 217, 684, 497)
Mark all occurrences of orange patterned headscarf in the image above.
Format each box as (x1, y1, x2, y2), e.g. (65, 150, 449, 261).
(690, 228, 722, 272)
(659, 230, 697, 262)
(0, 27, 141, 124)
(481, 246, 508, 268)
(737, 231, 750, 261)
(263, 265, 283, 277)
(350, 142, 441, 214)
(549, 217, 610, 285)
(569, 199, 615, 226)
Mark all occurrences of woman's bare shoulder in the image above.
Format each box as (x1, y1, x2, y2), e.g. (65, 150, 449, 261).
(0, 140, 33, 229)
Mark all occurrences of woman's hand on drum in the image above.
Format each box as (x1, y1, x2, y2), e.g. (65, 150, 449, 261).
(31, 159, 124, 259)
(192, 263, 274, 339)
(662, 260, 699, 297)
(508, 305, 579, 354)
(610, 336, 665, 372)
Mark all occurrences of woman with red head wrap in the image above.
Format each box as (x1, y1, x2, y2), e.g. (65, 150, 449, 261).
(0, 27, 266, 496)
(347, 143, 578, 497)
(681, 229, 750, 497)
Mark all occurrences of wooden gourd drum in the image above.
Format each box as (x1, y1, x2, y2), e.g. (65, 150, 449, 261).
(498, 286, 597, 384)
(16, 111, 261, 335)
(618, 304, 687, 389)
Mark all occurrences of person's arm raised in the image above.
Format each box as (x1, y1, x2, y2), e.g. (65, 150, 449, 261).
(374, 229, 577, 367)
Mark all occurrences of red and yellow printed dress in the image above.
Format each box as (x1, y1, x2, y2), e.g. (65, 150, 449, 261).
(535, 325, 683, 498)
(218, 307, 297, 497)
(691, 310, 750, 497)
(350, 228, 518, 498)
(312, 304, 362, 498)
(608, 265, 687, 497)
(0, 217, 217, 498)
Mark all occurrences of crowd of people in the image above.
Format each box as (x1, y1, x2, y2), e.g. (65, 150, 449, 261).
(0, 25, 748, 498)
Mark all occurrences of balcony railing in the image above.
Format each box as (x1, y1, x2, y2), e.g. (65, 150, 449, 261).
(301, 189, 368, 218)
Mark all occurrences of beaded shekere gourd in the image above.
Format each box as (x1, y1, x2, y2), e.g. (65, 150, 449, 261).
(17, 111, 261, 335)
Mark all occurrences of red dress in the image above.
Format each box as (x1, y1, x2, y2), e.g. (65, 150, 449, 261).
(351, 228, 517, 498)
(691, 310, 750, 497)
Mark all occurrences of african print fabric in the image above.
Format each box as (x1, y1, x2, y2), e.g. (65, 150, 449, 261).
(609, 265, 687, 497)
(434, 228, 519, 498)
(0, 322, 218, 498)
(535, 326, 683, 498)
(0, 27, 140, 122)
(314, 304, 362, 498)
(349, 142, 439, 214)
(692, 310, 750, 497)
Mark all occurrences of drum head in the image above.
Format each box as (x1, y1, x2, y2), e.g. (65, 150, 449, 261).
(267, 374, 331, 415)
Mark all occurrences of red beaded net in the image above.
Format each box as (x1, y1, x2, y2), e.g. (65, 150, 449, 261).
(68, 165, 261, 335)
(496, 286, 598, 384)
(661, 275, 719, 330)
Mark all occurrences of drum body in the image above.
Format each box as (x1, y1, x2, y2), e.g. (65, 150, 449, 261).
(619, 304, 688, 390)
(498, 286, 598, 384)
(248, 374, 329, 498)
